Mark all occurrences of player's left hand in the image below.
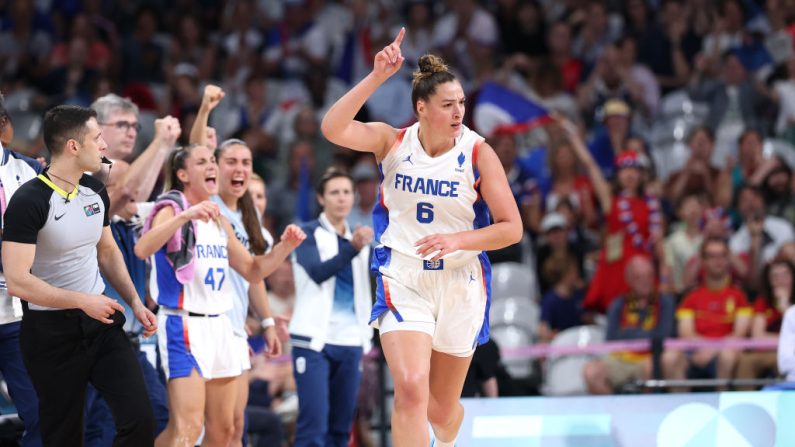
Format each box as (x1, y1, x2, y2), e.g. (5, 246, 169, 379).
(263, 326, 283, 358)
(415, 233, 460, 262)
(134, 301, 158, 337)
(201, 84, 225, 112)
(280, 224, 306, 249)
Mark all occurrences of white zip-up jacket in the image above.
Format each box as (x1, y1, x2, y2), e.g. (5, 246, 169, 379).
(289, 213, 372, 352)
(0, 144, 41, 324)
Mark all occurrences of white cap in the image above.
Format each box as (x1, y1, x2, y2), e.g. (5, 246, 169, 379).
(541, 212, 567, 232)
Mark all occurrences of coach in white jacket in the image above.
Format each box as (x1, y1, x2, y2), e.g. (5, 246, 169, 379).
(289, 167, 373, 447)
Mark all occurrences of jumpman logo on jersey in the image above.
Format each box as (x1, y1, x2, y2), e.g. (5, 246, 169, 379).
(402, 154, 413, 165)
(469, 272, 476, 284)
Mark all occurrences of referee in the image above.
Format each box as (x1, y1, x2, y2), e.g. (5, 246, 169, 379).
(2, 105, 157, 446)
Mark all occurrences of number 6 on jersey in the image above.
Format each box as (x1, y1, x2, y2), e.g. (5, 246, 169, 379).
(416, 202, 434, 224)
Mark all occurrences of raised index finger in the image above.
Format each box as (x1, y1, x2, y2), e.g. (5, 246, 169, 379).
(393, 27, 405, 47)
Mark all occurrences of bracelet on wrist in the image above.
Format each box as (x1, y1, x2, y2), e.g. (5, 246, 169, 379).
(261, 317, 276, 329)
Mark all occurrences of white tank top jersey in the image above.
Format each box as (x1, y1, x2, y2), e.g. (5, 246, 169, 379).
(374, 122, 490, 266)
(150, 218, 233, 315)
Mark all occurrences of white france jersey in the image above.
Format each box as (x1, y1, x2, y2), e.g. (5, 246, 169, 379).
(150, 218, 233, 315)
(374, 122, 489, 265)
(213, 195, 274, 336)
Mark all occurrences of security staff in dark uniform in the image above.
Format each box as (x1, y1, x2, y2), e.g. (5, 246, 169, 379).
(2, 105, 157, 447)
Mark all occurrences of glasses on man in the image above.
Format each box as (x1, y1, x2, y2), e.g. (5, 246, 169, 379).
(101, 121, 141, 132)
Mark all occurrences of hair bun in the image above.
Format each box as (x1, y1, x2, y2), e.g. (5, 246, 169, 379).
(414, 54, 448, 82)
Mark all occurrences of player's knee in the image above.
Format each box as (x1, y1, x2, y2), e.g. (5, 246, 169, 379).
(232, 413, 246, 440)
(208, 422, 236, 443)
(205, 414, 236, 442)
(393, 370, 430, 410)
(172, 416, 203, 444)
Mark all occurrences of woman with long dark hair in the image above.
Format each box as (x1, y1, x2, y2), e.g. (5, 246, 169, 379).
(213, 136, 284, 446)
(190, 85, 283, 446)
(135, 143, 304, 447)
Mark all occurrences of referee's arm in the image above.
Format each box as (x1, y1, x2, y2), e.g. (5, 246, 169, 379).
(98, 225, 144, 309)
(3, 241, 124, 323)
(3, 242, 92, 309)
(98, 226, 158, 335)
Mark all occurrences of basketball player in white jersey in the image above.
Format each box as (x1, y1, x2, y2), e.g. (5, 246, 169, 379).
(321, 28, 522, 447)
(134, 144, 305, 447)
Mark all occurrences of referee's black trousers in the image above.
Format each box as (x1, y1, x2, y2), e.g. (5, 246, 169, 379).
(19, 308, 155, 447)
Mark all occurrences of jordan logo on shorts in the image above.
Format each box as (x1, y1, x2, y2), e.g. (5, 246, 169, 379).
(423, 259, 443, 271)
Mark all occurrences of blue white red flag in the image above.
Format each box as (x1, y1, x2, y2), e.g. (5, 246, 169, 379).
(473, 82, 552, 137)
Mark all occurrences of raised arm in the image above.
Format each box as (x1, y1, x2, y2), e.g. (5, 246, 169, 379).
(559, 115, 612, 213)
(226, 221, 306, 283)
(123, 116, 181, 202)
(134, 200, 220, 260)
(190, 85, 224, 147)
(320, 28, 406, 159)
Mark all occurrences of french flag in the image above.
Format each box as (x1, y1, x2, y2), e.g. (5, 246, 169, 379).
(473, 82, 552, 137)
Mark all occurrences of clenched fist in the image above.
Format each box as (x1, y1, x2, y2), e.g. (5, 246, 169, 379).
(201, 85, 225, 112)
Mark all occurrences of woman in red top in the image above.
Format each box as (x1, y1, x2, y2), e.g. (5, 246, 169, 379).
(557, 116, 664, 313)
(736, 259, 795, 388)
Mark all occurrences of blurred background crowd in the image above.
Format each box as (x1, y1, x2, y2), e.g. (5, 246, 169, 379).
(4, 0, 795, 444)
